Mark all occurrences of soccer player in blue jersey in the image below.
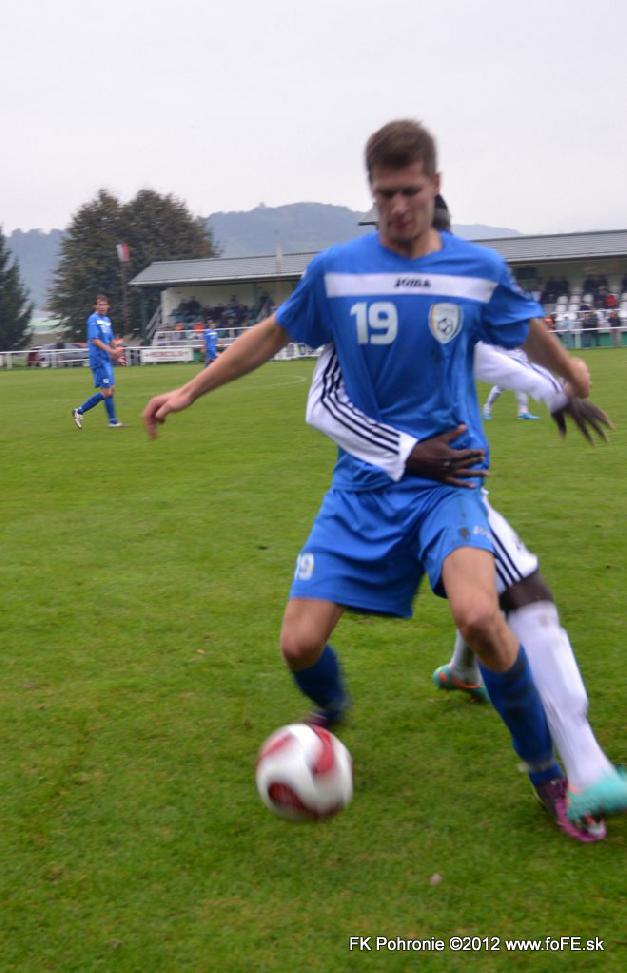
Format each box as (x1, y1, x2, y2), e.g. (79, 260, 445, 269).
(143, 120, 593, 821)
(204, 323, 218, 366)
(72, 294, 124, 429)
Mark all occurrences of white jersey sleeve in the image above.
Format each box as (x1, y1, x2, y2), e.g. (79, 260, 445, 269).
(307, 342, 571, 484)
(474, 343, 568, 412)
(306, 346, 417, 482)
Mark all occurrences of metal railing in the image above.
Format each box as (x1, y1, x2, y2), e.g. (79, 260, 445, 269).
(2, 326, 625, 370)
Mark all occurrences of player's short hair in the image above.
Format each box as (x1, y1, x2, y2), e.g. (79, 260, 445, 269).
(432, 194, 451, 231)
(365, 120, 437, 178)
(96, 293, 109, 303)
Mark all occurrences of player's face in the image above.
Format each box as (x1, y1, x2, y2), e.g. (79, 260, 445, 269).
(370, 161, 440, 254)
(96, 299, 109, 315)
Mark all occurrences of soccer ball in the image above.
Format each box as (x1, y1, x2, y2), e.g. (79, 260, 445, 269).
(255, 723, 352, 821)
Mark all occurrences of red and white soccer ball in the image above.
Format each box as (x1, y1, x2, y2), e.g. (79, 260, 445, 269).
(255, 723, 352, 821)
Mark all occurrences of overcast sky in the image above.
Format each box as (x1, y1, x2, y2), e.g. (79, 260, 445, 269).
(2, 0, 626, 236)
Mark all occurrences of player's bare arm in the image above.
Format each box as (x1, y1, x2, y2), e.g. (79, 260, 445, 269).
(143, 316, 289, 438)
(522, 317, 590, 397)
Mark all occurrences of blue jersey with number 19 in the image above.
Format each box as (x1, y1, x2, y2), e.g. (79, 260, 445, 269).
(276, 230, 543, 490)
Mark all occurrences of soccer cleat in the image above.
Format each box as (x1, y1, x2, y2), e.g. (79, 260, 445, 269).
(108, 421, 125, 427)
(567, 766, 627, 824)
(533, 777, 606, 843)
(517, 412, 540, 420)
(72, 408, 83, 429)
(482, 406, 492, 420)
(432, 663, 489, 703)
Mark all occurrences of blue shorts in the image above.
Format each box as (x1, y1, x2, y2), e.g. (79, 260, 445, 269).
(91, 361, 114, 389)
(290, 481, 493, 617)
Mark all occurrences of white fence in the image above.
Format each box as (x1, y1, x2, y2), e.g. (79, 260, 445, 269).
(0, 339, 320, 369)
(2, 322, 625, 370)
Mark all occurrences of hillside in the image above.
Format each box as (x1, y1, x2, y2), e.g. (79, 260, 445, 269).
(207, 202, 521, 257)
(6, 204, 521, 310)
(6, 228, 64, 308)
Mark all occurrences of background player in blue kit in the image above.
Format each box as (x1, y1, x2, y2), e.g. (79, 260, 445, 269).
(72, 294, 125, 428)
(203, 323, 218, 366)
(143, 120, 593, 819)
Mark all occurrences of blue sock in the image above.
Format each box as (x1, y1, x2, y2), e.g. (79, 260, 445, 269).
(78, 392, 104, 414)
(104, 396, 118, 423)
(479, 645, 561, 785)
(292, 644, 346, 716)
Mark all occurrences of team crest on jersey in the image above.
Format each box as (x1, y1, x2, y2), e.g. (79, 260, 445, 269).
(429, 303, 463, 344)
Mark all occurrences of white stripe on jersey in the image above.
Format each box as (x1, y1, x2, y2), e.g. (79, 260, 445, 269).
(324, 272, 497, 304)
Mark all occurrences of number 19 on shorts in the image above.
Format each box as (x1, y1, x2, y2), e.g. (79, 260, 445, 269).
(351, 302, 398, 345)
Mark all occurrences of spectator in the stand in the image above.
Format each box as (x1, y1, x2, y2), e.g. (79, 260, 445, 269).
(542, 277, 558, 304)
(582, 308, 600, 347)
(604, 292, 618, 310)
(607, 309, 622, 347)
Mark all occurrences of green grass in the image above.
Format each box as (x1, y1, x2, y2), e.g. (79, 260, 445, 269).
(1, 353, 626, 972)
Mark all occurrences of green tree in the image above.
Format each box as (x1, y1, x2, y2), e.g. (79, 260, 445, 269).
(48, 190, 122, 340)
(120, 189, 216, 336)
(0, 226, 34, 350)
(49, 189, 215, 340)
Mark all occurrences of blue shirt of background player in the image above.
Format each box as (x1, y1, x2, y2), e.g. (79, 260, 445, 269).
(204, 326, 218, 360)
(275, 230, 543, 491)
(87, 312, 115, 368)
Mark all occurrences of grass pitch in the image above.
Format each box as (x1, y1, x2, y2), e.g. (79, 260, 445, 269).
(1, 352, 626, 972)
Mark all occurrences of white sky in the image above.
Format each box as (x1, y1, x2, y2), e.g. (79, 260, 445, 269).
(2, 0, 626, 235)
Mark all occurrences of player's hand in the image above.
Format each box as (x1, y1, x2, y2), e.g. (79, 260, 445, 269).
(143, 388, 194, 438)
(563, 357, 590, 399)
(404, 424, 488, 488)
(551, 398, 613, 445)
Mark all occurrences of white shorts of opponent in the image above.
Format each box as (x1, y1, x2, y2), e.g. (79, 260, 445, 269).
(484, 492, 539, 595)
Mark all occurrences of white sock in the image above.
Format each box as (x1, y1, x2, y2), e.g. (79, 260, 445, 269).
(508, 602, 612, 790)
(515, 392, 529, 416)
(486, 386, 503, 409)
(449, 631, 482, 683)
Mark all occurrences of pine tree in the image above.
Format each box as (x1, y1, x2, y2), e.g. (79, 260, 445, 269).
(48, 189, 216, 340)
(48, 190, 122, 341)
(120, 190, 216, 336)
(0, 227, 34, 350)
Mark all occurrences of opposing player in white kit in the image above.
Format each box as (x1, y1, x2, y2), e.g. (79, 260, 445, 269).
(306, 338, 626, 839)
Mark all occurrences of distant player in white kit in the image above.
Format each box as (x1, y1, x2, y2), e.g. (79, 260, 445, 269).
(482, 347, 541, 421)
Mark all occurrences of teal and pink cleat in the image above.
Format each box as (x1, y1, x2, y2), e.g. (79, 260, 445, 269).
(432, 663, 490, 703)
(533, 777, 606, 842)
(567, 767, 627, 824)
